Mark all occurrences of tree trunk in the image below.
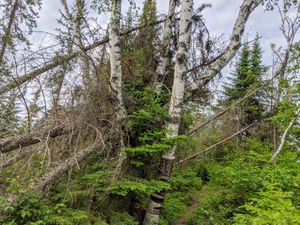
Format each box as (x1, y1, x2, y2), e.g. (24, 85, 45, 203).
(0, 0, 19, 63)
(0, 125, 65, 153)
(143, 1, 193, 224)
(154, 0, 177, 93)
(188, 0, 262, 91)
(109, 0, 127, 175)
(271, 108, 300, 161)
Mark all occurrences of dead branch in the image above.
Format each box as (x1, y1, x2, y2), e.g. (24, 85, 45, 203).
(0, 125, 66, 153)
(271, 108, 300, 162)
(188, 57, 289, 136)
(179, 123, 256, 164)
(0, 19, 166, 96)
(0, 0, 19, 62)
(35, 141, 104, 192)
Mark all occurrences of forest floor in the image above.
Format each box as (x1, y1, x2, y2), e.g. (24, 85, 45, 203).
(174, 185, 213, 225)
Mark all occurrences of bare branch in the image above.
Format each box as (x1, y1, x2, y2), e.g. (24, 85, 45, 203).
(178, 123, 256, 164)
(0, 19, 166, 95)
(0, 125, 66, 153)
(188, 0, 262, 91)
(271, 108, 300, 161)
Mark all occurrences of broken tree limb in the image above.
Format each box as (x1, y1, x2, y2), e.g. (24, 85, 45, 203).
(178, 123, 256, 165)
(0, 148, 36, 169)
(188, 63, 286, 135)
(35, 141, 104, 192)
(2, 140, 105, 207)
(0, 19, 166, 96)
(271, 108, 300, 162)
(188, 0, 262, 91)
(0, 125, 65, 153)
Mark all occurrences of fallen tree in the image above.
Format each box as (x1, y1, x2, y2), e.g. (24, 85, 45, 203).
(0, 125, 66, 153)
(36, 141, 105, 192)
(179, 123, 256, 164)
(0, 19, 166, 96)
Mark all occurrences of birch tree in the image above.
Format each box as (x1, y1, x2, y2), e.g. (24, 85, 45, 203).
(154, 0, 177, 93)
(271, 108, 300, 161)
(109, 0, 126, 121)
(189, 0, 262, 91)
(109, 0, 127, 173)
(143, 0, 194, 224)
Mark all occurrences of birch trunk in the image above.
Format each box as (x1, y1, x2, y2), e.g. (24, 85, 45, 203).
(143, 1, 193, 224)
(109, 0, 127, 175)
(154, 0, 177, 93)
(109, 0, 126, 121)
(0, 0, 19, 63)
(189, 0, 262, 91)
(271, 108, 300, 161)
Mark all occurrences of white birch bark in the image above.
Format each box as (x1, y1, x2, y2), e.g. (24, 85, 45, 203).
(143, 1, 193, 224)
(109, 0, 126, 121)
(154, 0, 177, 93)
(271, 108, 300, 161)
(109, 0, 127, 176)
(189, 0, 262, 91)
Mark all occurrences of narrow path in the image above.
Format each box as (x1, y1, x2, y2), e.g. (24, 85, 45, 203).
(174, 186, 217, 225)
(174, 190, 203, 225)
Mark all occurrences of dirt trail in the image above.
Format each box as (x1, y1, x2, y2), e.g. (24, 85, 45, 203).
(174, 190, 203, 225)
(174, 186, 217, 225)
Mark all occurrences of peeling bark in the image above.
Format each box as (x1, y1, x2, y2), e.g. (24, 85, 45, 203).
(108, 0, 127, 175)
(109, 0, 126, 121)
(189, 0, 262, 91)
(154, 0, 177, 93)
(143, 1, 193, 224)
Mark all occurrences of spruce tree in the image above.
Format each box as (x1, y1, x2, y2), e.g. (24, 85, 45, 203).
(222, 37, 265, 128)
(136, 0, 157, 83)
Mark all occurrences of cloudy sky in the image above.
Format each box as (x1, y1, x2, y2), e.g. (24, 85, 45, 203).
(36, 0, 298, 71)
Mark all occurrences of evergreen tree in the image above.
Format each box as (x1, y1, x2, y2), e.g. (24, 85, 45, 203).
(222, 38, 266, 127)
(135, 0, 158, 83)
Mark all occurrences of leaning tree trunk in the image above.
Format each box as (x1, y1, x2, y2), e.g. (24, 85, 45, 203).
(0, 0, 19, 63)
(143, 0, 193, 224)
(188, 0, 262, 91)
(154, 0, 177, 93)
(108, 0, 127, 175)
(271, 108, 300, 161)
